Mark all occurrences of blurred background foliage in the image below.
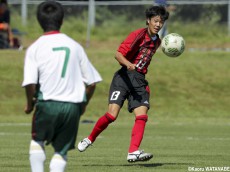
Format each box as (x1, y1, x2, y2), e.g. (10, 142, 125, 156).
(7, 1, 230, 48)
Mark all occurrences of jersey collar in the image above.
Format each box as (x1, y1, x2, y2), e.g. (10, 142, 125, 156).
(44, 31, 60, 35)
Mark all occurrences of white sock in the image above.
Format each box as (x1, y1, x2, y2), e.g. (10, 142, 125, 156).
(49, 153, 67, 172)
(29, 140, 46, 172)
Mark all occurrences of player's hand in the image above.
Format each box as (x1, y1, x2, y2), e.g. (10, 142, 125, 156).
(24, 98, 36, 114)
(127, 63, 136, 71)
(80, 103, 87, 116)
(24, 105, 34, 114)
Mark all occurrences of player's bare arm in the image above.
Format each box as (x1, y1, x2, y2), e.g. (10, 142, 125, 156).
(115, 51, 136, 70)
(85, 83, 96, 105)
(81, 83, 96, 115)
(24, 84, 36, 114)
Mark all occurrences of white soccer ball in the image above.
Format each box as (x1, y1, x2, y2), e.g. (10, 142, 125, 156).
(161, 33, 185, 57)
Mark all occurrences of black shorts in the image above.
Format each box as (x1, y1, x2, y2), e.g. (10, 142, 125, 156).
(108, 67, 150, 112)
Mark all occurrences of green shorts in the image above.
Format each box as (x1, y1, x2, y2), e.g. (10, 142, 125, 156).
(32, 100, 82, 155)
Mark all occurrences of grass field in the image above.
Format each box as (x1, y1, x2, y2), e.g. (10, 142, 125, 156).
(0, 46, 229, 171)
(0, 117, 229, 172)
(0, 6, 229, 170)
(1, 11, 230, 170)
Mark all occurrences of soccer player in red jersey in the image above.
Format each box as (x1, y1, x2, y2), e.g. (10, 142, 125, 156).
(78, 5, 169, 162)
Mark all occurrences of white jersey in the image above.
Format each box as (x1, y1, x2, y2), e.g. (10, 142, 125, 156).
(22, 32, 102, 103)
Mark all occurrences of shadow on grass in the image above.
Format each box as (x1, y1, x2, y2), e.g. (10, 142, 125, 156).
(82, 162, 192, 168)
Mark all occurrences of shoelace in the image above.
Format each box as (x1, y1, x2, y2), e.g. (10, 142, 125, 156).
(82, 139, 92, 147)
(82, 141, 88, 146)
(129, 150, 144, 156)
(139, 150, 144, 154)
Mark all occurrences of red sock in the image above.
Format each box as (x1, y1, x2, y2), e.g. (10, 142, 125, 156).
(88, 112, 115, 143)
(128, 115, 148, 153)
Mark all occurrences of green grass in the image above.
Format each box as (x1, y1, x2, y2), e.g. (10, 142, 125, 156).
(0, 49, 230, 120)
(0, 48, 230, 171)
(1, 13, 230, 171)
(0, 117, 229, 172)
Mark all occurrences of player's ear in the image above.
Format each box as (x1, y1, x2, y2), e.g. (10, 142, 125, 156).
(146, 19, 150, 25)
(148, 18, 151, 23)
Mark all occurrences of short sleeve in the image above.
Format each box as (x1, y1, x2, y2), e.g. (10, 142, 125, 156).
(79, 47, 102, 85)
(22, 47, 38, 87)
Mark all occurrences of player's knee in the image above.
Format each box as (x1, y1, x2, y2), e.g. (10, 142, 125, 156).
(50, 153, 67, 172)
(135, 115, 148, 122)
(29, 140, 46, 166)
(29, 140, 45, 154)
(107, 104, 121, 119)
(52, 153, 67, 161)
(105, 112, 116, 122)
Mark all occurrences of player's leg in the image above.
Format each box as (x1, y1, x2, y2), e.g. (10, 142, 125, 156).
(78, 70, 128, 152)
(129, 106, 148, 153)
(29, 140, 46, 172)
(29, 102, 47, 172)
(88, 103, 120, 142)
(50, 101, 81, 171)
(127, 106, 153, 162)
(49, 153, 67, 172)
(77, 104, 119, 152)
(126, 72, 153, 162)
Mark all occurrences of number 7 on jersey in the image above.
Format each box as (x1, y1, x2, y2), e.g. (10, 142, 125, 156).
(52, 47, 70, 78)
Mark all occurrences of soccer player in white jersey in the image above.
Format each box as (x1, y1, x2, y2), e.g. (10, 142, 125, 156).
(22, 1, 102, 172)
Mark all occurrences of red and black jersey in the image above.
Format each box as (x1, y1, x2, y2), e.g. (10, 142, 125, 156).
(117, 28, 161, 74)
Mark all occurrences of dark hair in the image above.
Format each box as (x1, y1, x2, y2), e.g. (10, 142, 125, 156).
(145, 5, 169, 24)
(37, 1, 64, 32)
